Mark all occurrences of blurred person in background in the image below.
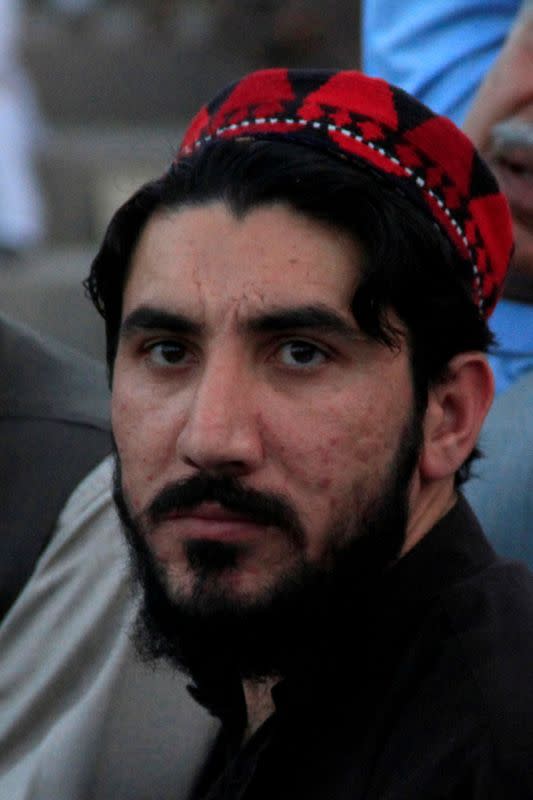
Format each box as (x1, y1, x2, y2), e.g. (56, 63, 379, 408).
(461, 2, 533, 565)
(0, 313, 215, 799)
(0, 0, 45, 260)
(363, 0, 533, 569)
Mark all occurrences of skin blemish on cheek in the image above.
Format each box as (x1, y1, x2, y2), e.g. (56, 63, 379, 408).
(321, 451, 332, 468)
(321, 434, 342, 462)
(327, 496, 339, 514)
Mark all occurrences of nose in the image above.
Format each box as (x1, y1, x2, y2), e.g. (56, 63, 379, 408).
(177, 354, 264, 475)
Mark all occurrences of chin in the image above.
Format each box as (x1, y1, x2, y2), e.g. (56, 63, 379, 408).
(156, 537, 297, 610)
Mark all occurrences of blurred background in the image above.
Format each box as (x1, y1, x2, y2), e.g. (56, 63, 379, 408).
(0, 0, 360, 360)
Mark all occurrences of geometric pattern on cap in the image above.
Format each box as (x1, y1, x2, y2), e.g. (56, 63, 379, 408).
(179, 68, 513, 318)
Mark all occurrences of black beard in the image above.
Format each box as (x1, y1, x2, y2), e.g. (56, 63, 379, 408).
(113, 414, 422, 684)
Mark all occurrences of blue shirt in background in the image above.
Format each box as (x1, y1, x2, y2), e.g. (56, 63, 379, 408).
(362, 0, 518, 126)
(489, 299, 533, 394)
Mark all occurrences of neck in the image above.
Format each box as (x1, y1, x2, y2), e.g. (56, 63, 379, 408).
(242, 677, 277, 742)
(402, 478, 456, 556)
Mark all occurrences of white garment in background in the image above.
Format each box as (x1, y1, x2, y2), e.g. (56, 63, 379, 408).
(0, 0, 45, 250)
(0, 456, 216, 800)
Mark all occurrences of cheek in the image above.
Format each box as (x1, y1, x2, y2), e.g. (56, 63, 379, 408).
(268, 396, 401, 495)
(111, 387, 181, 511)
(267, 390, 412, 561)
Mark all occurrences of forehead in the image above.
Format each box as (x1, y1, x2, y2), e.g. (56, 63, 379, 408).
(122, 202, 364, 323)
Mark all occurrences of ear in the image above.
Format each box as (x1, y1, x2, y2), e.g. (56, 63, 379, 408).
(419, 353, 494, 482)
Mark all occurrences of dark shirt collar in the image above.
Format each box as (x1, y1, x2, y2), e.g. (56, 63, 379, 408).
(381, 493, 496, 609)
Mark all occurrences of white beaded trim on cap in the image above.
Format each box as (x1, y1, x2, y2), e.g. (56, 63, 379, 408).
(181, 115, 484, 312)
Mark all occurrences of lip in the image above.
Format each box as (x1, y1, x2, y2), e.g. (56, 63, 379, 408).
(160, 502, 269, 541)
(488, 122, 533, 223)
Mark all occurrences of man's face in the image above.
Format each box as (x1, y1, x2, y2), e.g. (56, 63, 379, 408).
(112, 201, 419, 629)
(464, 2, 533, 298)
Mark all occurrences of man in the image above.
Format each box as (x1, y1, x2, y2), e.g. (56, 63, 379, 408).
(87, 69, 533, 797)
(462, 0, 533, 319)
(362, 0, 533, 569)
(0, 314, 215, 799)
(363, 0, 533, 395)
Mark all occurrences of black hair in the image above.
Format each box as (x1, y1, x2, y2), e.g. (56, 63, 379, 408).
(85, 139, 493, 484)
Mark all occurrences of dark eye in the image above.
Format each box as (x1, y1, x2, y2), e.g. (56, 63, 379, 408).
(147, 341, 191, 367)
(278, 341, 327, 368)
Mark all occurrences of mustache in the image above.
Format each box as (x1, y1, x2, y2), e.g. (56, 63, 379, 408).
(145, 473, 305, 548)
(491, 120, 533, 156)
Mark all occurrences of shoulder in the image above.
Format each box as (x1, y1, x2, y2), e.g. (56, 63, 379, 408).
(0, 317, 111, 617)
(0, 454, 218, 800)
(440, 558, 533, 684)
(364, 546, 533, 796)
(383, 558, 533, 794)
(0, 312, 109, 430)
(436, 559, 533, 779)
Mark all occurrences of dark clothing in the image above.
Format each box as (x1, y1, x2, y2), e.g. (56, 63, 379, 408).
(191, 497, 533, 799)
(0, 314, 111, 620)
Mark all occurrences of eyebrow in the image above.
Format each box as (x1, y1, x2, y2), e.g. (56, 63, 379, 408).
(246, 306, 361, 341)
(119, 307, 202, 338)
(119, 304, 361, 343)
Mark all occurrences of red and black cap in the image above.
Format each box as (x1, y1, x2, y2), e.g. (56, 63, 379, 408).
(178, 68, 513, 319)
